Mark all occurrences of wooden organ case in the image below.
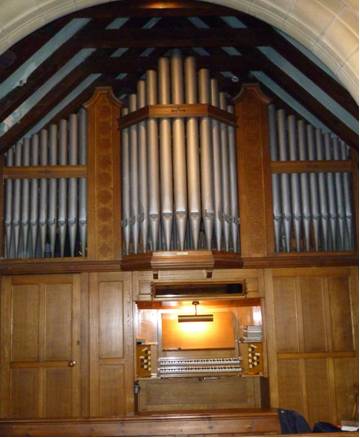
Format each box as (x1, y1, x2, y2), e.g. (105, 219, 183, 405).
(0, 49, 357, 437)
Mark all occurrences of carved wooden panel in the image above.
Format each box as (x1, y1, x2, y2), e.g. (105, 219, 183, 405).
(85, 87, 121, 260)
(235, 84, 272, 257)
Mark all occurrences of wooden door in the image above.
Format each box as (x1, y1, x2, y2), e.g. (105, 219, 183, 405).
(89, 272, 134, 417)
(0, 274, 81, 418)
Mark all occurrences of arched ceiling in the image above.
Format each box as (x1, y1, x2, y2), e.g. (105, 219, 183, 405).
(0, 0, 357, 99)
(0, 0, 357, 151)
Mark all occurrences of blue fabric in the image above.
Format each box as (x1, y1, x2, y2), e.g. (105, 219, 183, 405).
(278, 408, 312, 434)
(313, 421, 341, 432)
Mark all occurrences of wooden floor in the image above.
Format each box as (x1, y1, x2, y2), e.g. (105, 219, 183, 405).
(0, 409, 281, 436)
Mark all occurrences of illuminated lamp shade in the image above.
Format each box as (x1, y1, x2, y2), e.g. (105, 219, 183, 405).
(178, 300, 213, 323)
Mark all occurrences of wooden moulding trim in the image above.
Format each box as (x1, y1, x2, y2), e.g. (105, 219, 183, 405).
(0, 253, 356, 275)
(0, 410, 281, 437)
(120, 104, 236, 128)
(271, 160, 353, 174)
(0, 259, 122, 275)
(121, 251, 243, 271)
(278, 351, 356, 360)
(3, 165, 87, 179)
(241, 254, 358, 268)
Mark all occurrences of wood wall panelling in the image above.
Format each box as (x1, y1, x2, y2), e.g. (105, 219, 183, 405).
(89, 272, 134, 417)
(267, 267, 358, 426)
(85, 87, 122, 261)
(235, 84, 273, 258)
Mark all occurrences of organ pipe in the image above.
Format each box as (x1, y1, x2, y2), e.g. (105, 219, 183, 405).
(146, 69, 160, 251)
(270, 104, 354, 253)
(121, 51, 239, 254)
(171, 50, 187, 250)
(3, 110, 88, 259)
(121, 107, 131, 255)
(185, 56, 201, 250)
(198, 68, 214, 250)
(158, 56, 173, 251)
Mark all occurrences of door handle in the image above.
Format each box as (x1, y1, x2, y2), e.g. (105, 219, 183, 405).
(68, 360, 77, 367)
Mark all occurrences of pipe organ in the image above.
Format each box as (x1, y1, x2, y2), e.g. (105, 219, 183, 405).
(268, 104, 355, 253)
(3, 109, 87, 258)
(120, 51, 239, 255)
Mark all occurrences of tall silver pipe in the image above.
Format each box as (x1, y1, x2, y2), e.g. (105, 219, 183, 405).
(210, 78, 223, 251)
(5, 147, 14, 258)
(13, 142, 23, 258)
(277, 109, 291, 252)
(315, 128, 329, 251)
(30, 135, 39, 257)
(297, 120, 311, 251)
(137, 80, 149, 252)
(58, 120, 68, 257)
(324, 133, 337, 250)
(171, 51, 187, 250)
(121, 107, 131, 255)
(185, 56, 201, 249)
(158, 57, 173, 250)
(48, 124, 58, 257)
(227, 105, 239, 252)
(129, 93, 140, 254)
(268, 105, 281, 252)
(39, 130, 48, 257)
(332, 136, 346, 250)
(288, 115, 301, 252)
(20, 138, 30, 258)
(198, 68, 214, 249)
(340, 140, 353, 250)
(219, 91, 230, 251)
(306, 125, 320, 251)
(78, 108, 87, 256)
(68, 114, 78, 256)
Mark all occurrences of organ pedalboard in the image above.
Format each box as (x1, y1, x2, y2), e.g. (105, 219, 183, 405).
(158, 357, 242, 377)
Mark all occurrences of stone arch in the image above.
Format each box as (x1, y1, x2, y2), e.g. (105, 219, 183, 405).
(0, 0, 357, 100)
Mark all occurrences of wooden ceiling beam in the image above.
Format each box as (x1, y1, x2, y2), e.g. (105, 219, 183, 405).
(0, 16, 70, 83)
(73, 28, 272, 48)
(0, 17, 152, 123)
(260, 59, 358, 149)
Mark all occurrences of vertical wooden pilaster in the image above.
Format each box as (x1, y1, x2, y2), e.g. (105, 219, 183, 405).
(85, 87, 121, 260)
(235, 84, 273, 258)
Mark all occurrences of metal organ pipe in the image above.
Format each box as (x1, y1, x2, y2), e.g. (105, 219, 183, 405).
(158, 56, 173, 251)
(198, 68, 214, 250)
(129, 93, 140, 254)
(219, 92, 231, 251)
(227, 105, 239, 252)
(20, 138, 30, 258)
(332, 136, 346, 250)
(324, 133, 338, 250)
(68, 114, 78, 257)
(137, 80, 149, 252)
(121, 107, 131, 255)
(78, 108, 88, 257)
(13, 142, 22, 258)
(5, 147, 14, 257)
(268, 105, 281, 252)
(146, 69, 160, 251)
(297, 120, 311, 251)
(48, 124, 58, 257)
(59, 120, 68, 257)
(30, 135, 39, 257)
(315, 128, 329, 251)
(210, 78, 223, 251)
(171, 50, 187, 250)
(120, 52, 240, 254)
(277, 109, 291, 252)
(184, 56, 201, 250)
(288, 115, 301, 252)
(306, 125, 320, 251)
(340, 141, 353, 250)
